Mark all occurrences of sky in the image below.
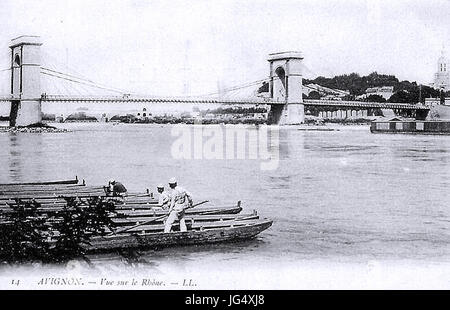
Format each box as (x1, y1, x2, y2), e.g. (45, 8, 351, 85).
(0, 0, 449, 97)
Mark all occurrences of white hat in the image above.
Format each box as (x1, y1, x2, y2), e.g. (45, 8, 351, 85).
(168, 177, 177, 184)
(109, 179, 116, 184)
(157, 184, 164, 189)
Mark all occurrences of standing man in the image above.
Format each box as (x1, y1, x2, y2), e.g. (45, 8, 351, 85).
(106, 179, 128, 197)
(156, 184, 171, 210)
(164, 177, 193, 233)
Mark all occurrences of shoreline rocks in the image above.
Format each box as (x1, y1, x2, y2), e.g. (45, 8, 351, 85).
(0, 126, 70, 133)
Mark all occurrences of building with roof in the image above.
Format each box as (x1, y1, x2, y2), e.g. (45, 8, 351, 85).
(360, 86, 394, 100)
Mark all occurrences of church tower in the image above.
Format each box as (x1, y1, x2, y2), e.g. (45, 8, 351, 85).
(434, 47, 450, 91)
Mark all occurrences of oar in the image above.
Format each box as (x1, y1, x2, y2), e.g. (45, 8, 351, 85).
(107, 200, 209, 236)
(184, 200, 209, 210)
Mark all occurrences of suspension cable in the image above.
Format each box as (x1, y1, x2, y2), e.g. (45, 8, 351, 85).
(200, 78, 269, 97)
(41, 67, 97, 84)
(41, 67, 130, 94)
(40, 71, 125, 94)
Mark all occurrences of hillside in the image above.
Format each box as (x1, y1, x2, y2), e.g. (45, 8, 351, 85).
(304, 72, 449, 103)
(259, 72, 450, 104)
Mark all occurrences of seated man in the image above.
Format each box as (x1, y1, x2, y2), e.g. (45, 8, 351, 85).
(106, 179, 128, 197)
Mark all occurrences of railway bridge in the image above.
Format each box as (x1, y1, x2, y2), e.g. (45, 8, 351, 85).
(0, 36, 429, 126)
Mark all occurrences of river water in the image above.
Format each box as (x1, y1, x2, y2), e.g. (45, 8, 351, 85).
(1, 122, 450, 288)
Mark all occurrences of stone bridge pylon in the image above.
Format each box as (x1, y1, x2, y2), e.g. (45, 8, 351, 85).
(9, 35, 43, 127)
(267, 51, 305, 124)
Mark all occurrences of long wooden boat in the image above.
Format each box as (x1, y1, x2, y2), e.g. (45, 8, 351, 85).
(0, 194, 153, 206)
(0, 203, 243, 217)
(0, 186, 105, 199)
(117, 205, 243, 217)
(111, 212, 259, 226)
(108, 217, 261, 234)
(0, 178, 79, 187)
(87, 219, 273, 251)
(0, 185, 97, 194)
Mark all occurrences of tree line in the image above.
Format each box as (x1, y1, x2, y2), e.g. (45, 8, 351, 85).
(258, 72, 450, 104)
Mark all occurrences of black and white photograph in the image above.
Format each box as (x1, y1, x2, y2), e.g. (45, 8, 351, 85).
(0, 0, 449, 293)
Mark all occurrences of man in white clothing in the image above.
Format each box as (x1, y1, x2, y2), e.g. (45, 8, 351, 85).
(164, 177, 193, 233)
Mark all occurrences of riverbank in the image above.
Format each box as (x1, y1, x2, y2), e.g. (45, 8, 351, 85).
(1, 114, 378, 126)
(0, 123, 70, 133)
(109, 116, 375, 125)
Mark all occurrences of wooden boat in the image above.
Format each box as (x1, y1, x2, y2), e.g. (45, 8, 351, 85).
(117, 205, 243, 217)
(111, 212, 259, 226)
(109, 217, 262, 233)
(0, 185, 105, 198)
(0, 184, 98, 193)
(87, 218, 273, 251)
(0, 202, 243, 217)
(0, 194, 153, 206)
(0, 177, 79, 187)
(0, 192, 106, 201)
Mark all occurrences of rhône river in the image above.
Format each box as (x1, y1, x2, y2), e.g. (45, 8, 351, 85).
(1, 122, 449, 271)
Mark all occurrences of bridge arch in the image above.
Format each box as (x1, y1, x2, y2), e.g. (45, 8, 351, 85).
(273, 66, 286, 103)
(14, 54, 21, 66)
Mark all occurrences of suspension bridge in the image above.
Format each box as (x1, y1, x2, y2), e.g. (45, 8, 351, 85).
(0, 36, 429, 126)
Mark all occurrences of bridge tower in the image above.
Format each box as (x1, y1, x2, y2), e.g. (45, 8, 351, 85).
(268, 51, 304, 124)
(9, 36, 42, 126)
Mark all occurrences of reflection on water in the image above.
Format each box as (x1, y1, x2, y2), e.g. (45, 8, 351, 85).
(3, 133, 45, 182)
(8, 134, 22, 179)
(0, 123, 450, 265)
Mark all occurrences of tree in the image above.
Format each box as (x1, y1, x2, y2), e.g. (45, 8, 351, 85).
(0, 197, 117, 263)
(306, 91, 321, 100)
(305, 72, 415, 97)
(388, 90, 413, 103)
(258, 82, 269, 93)
(280, 72, 445, 103)
(365, 94, 386, 102)
(387, 85, 441, 104)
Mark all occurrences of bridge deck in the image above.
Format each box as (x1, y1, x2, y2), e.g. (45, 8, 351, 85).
(0, 95, 429, 110)
(303, 99, 429, 110)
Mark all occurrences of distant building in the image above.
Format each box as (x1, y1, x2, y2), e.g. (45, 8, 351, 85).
(321, 94, 343, 101)
(365, 86, 394, 100)
(356, 86, 394, 100)
(425, 97, 450, 106)
(303, 83, 350, 99)
(433, 48, 450, 91)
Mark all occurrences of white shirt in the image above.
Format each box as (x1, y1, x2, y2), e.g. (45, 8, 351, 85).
(158, 191, 171, 209)
(170, 186, 192, 210)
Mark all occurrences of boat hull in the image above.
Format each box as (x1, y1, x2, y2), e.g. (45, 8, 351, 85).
(111, 213, 258, 226)
(117, 206, 243, 217)
(87, 219, 273, 252)
(0, 178, 79, 186)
